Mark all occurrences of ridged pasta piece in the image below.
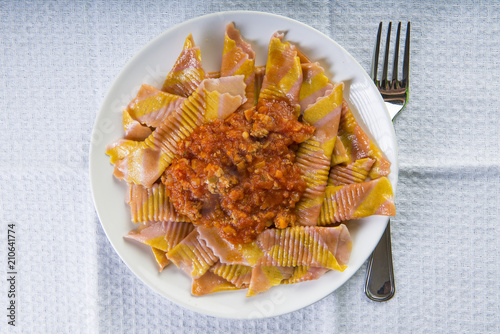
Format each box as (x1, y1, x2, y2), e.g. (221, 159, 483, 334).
(166, 228, 219, 278)
(124, 221, 194, 250)
(126, 183, 188, 223)
(338, 100, 391, 179)
(281, 266, 330, 284)
(192, 270, 240, 296)
(106, 75, 247, 187)
(196, 226, 263, 266)
(200, 77, 247, 122)
(221, 23, 256, 110)
(162, 34, 205, 97)
(254, 65, 265, 102)
(282, 266, 330, 285)
(125, 84, 185, 128)
(206, 71, 221, 78)
(151, 247, 170, 272)
(106, 139, 141, 164)
(124, 221, 173, 250)
(123, 110, 152, 141)
(281, 266, 329, 285)
(295, 83, 343, 225)
(210, 262, 252, 288)
(246, 265, 294, 297)
(331, 136, 349, 165)
(258, 33, 302, 115)
(327, 158, 375, 186)
(256, 225, 352, 271)
(318, 177, 396, 225)
(299, 62, 334, 112)
(123, 221, 194, 271)
(112, 143, 169, 188)
(296, 47, 312, 63)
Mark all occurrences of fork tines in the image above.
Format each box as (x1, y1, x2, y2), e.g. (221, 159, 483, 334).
(372, 22, 411, 90)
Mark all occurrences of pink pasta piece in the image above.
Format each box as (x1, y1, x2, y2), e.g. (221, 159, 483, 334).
(124, 221, 194, 271)
(221, 23, 256, 110)
(192, 270, 240, 296)
(124, 221, 170, 250)
(125, 84, 185, 128)
(166, 228, 219, 278)
(246, 265, 294, 296)
(124, 221, 193, 252)
(196, 226, 263, 266)
(123, 110, 153, 141)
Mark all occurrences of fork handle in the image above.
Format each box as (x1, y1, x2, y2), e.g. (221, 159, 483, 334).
(364, 221, 395, 301)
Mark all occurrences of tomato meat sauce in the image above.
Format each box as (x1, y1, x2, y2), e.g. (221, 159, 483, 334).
(162, 100, 315, 244)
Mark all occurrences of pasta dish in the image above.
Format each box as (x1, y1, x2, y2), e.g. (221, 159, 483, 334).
(106, 23, 395, 296)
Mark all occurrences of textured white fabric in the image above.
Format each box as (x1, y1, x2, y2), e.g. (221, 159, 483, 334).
(0, 0, 498, 333)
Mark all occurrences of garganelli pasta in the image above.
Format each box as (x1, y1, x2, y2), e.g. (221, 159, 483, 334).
(161, 34, 205, 97)
(125, 84, 185, 129)
(108, 23, 396, 296)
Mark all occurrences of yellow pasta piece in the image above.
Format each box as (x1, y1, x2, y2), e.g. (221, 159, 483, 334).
(281, 266, 329, 285)
(210, 262, 252, 288)
(256, 225, 351, 271)
(151, 247, 170, 272)
(127, 183, 188, 223)
(319, 177, 396, 225)
(331, 136, 350, 165)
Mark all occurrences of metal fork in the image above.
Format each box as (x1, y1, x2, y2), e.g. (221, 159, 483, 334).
(364, 21, 410, 302)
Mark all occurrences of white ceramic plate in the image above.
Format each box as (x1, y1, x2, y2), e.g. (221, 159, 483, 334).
(89, 11, 398, 319)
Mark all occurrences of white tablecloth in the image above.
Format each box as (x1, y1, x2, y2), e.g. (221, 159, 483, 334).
(1, 0, 498, 333)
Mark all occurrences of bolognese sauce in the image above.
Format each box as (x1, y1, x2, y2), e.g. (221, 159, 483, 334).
(162, 100, 315, 244)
